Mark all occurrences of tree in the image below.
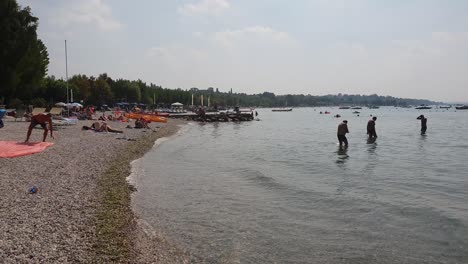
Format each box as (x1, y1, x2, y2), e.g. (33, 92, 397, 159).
(0, 0, 49, 104)
(69, 74, 91, 102)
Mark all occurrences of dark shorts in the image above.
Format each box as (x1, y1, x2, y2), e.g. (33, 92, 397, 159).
(337, 134, 348, 145)
(30, 119, 47, 129)
(421, 126, 427, 133)
(367, 129, 376, 137)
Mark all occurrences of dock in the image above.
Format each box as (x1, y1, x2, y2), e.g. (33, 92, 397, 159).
(169, 110, 256, 122)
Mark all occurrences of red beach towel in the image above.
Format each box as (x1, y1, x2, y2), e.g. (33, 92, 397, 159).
(0, 141, 54, 158)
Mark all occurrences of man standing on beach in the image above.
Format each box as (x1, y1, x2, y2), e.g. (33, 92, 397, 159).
(417, 115, 427, 134)
(337, 120, 349, 147)
(25, 113, 54, 142)
(367, 116, 377, 138)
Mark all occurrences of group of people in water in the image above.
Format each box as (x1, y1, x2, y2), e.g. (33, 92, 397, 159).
(337, 115, 427, 147)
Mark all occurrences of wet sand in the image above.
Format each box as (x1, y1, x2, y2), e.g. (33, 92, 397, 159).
(0, 117, 190, 263)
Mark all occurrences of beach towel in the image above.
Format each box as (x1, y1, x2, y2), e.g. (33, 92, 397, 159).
(0, 141, 54, 158)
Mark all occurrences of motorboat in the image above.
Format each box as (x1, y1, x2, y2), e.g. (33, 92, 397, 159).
(272, 108, 293, 112)
(438, 105, 452, 109)
(415, 105, 432, 110)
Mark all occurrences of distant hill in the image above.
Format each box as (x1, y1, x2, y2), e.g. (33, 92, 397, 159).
(191, 90, 442, 108)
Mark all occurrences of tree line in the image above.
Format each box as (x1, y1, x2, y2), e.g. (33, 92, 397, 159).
(1, 0, 438, 110)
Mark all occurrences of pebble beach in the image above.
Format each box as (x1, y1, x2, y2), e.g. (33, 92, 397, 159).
(0, 117, 190, 263)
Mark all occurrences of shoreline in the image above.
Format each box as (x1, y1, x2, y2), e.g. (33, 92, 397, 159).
(0, 117, 189, 263)
(128, 122, 195, 263)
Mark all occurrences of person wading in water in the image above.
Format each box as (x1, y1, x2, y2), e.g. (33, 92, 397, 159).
(417, 115, 427, 134)
(367, 116, 377, 138)
(337, 120, 349, 147)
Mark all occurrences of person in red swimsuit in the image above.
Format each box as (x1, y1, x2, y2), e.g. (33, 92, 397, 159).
(25, 113, 54, 142)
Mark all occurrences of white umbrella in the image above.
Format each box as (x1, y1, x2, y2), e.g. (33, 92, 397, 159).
(71, 102, 83, 107)
(67, 102, 83, 108)
(55, 102, 67, 107)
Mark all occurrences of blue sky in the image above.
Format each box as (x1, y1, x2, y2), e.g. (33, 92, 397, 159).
(19, 0, 468, 101)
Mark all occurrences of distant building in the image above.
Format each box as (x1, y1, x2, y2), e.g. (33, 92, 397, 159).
(190, 87, 199, 92)
(207, 87, 214, 93)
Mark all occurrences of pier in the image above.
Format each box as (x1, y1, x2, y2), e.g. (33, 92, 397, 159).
(169, 110, 256, 122)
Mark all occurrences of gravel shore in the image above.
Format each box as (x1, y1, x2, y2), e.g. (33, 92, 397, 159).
(0, 117, 190, 263)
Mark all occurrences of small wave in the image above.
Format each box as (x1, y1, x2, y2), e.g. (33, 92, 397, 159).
(240, 168, 294, 193)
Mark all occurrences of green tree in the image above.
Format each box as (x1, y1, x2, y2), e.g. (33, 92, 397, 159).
(0, 0, 49, 103)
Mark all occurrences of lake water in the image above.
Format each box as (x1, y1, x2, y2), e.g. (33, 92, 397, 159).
(131, 107, 468, 263)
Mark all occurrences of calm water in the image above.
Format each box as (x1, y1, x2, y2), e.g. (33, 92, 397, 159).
(132, 107, 468, 263)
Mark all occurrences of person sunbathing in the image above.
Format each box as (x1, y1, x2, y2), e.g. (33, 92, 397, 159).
(91, 122, 123, 133)
(25, 113, 54, 142)
(135, 118, 150, 129)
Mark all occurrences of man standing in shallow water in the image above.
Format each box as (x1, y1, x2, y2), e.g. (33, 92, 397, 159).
(417, 115, 427, 134)
(367, 116, 377, 138)
(337, 120, 349, 147)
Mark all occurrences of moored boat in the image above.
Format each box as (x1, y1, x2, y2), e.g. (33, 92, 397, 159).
(455, 105, 468, 110)
(272, 108, 293, 112)
(415, 105, 432, 110)
(439, 105, 452, 109)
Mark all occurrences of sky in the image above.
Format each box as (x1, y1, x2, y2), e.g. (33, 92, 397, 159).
(19, 0, 468, 102)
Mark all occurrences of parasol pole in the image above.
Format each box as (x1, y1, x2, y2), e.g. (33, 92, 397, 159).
(65, 40, 70, 115)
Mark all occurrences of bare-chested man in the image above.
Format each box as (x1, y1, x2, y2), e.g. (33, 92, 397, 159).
(25, 113, 54, 142)
(367, 116, 377, 138)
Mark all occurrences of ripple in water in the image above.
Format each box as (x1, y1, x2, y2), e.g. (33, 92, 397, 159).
(133, 108, 468, 263)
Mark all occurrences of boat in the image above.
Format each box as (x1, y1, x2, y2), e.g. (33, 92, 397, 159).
(368, 106, 380, 109)
(351, 106, 362, 110)
(455, 105, 468, 110)
(415, 105, 432, 110)
(352, 111, 360, 114)
(438, 105, 452, 109)
(338, 106, 350, 109)
(125, 113, 168, 123)
(272, 108, 292, 112)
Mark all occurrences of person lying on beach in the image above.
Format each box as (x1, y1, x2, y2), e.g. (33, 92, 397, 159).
(25, 113, 54, 142)
(82, 122, 123, 133)
(135, 118, 150, 129)
(92, 122, 123, 133)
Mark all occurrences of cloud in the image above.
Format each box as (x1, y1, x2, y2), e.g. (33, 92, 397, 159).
(214, 26, 292, 48)
(147, 47, 170, 57)
(52, 0, 122, 31)
(178, 0, 230, 16)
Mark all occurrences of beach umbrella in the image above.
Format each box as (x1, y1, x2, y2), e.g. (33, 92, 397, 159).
(66, 102, 83, 108)
(71, 102, 83, 107)
(55, 102, 67, 107)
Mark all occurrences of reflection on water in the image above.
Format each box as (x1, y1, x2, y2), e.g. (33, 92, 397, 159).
(335, 146, 349, 165)
(366, 137, 377, 145)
